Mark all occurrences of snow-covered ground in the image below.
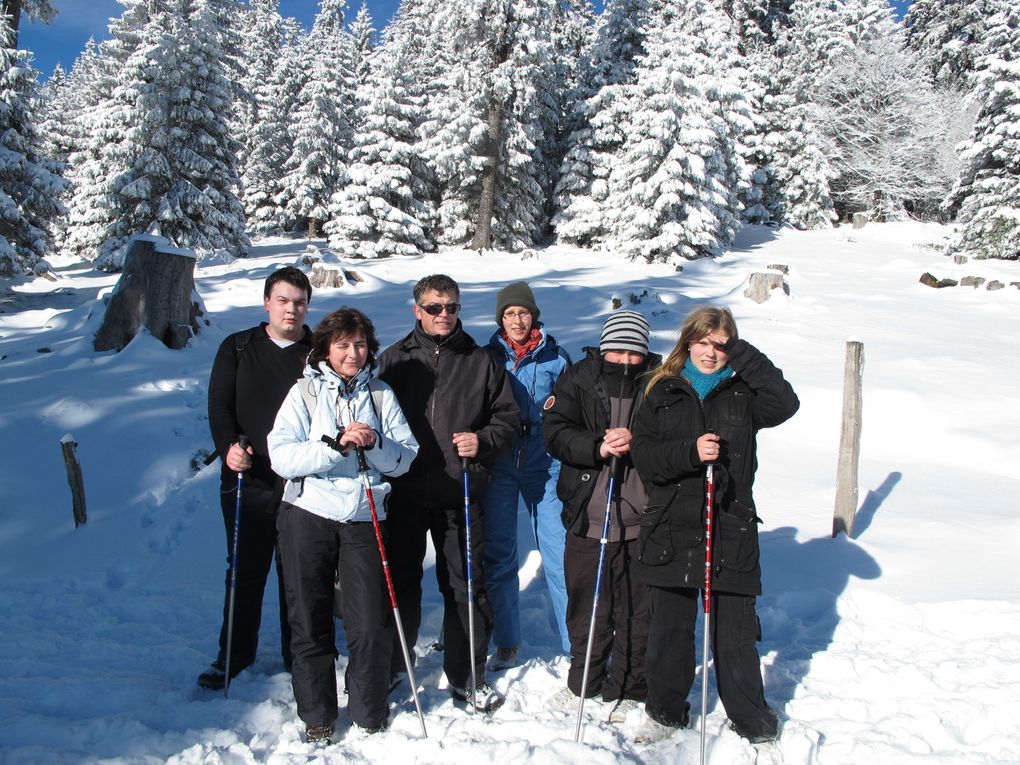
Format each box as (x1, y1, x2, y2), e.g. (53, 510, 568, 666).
(1, 222, 1018, 764)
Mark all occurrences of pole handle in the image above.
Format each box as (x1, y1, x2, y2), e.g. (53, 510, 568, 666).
(356, 445, 370, 473)
(235, 435, 250, 475)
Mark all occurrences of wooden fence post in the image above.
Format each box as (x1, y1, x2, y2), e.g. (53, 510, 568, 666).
(833, 341, 864, 538)
(60, 435, 87, 528)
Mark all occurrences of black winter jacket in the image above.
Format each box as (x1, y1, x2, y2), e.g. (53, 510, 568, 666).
(378, 320, 519, 505)
(630, 338, 799, 595)
(543, 347, 661, 535)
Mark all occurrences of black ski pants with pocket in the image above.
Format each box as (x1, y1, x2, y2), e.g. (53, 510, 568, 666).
(217, 482, 290, 671)
(278, 503, 392, 730)
(564, 533, 650, 702)
(645, 585, 778, 738)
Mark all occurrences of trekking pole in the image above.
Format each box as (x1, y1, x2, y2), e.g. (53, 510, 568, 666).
(573, 453, 619, 742)
(462, 456, 477, 713)
(575, 363, 631, 743)
(355, 447, 428, 738)
(699, 451, 717, 765)
(224, 434, 249, 699)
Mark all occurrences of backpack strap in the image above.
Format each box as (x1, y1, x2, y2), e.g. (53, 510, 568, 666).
(299, 376, 318, 421)
(233, 327, 257, 363)
(367, 378, 385, 428)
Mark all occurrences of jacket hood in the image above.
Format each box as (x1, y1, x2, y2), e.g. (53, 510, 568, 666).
(401, 320, 476, 354)
(305, 359, 376, 393)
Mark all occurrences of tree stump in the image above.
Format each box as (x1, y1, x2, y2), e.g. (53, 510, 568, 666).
(93, 237, 201, 351)
(311, 265, 346, 289)
(743, 272, 790, 304)
(852, 212, 868, 229)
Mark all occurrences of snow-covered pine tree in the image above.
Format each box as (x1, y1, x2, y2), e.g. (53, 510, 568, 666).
(348, 1, 376, 87)
(603, 0, 754, 263)
(751, 0, 847, 228)
(542, 1, 595, 232)
(722, 0, 774, 224)
(234, 0, 286, 231)
(94, 0, 249, 268)
(414, 0, 562, 251)
(242, 15, 307, 232)
(485, 0, 564, 250)
(0, 17, 67, 277)
(61, 1, 160, 265)
(413, 3, 487, 247)
(904, 0, 1002, 90)
(757, 59, 837, 229)
(324, 47, 435, 258)
(279, 0, 356, 238)
(553, 0, 656, 247)
(813, 2, 949, 220)
(946, 4, 1020, 260)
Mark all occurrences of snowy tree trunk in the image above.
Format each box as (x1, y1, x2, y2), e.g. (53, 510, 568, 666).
(93, 239, 201, 352)
(470, 97, 505, 251)
(833, 340, 864, 538)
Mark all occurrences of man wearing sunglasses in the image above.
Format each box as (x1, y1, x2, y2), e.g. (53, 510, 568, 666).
(378, 274, 520, 713)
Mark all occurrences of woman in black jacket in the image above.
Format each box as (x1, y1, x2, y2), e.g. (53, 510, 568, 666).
(630, 306, 799, 743)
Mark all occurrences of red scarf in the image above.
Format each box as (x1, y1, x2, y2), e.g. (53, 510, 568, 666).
(501, 328, 542, 370)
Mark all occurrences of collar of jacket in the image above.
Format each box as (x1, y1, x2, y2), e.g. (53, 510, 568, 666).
(309, 359, 375, 393)
(658, 372, 738, 401)
(400, 320, 476, 354)
(488, 324, 553, 360)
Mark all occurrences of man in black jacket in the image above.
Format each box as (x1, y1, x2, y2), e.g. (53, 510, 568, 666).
(198, 267, 313, 690)
(378, 274, 519, 713)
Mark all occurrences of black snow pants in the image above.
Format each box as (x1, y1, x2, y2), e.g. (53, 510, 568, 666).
(563, 533, 650, 701)
(217, 482, 290, 670)
(644, 585, 778, 738)
(277, 502, 392, 729)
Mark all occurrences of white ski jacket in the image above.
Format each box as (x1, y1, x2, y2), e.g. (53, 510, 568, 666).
(268, 361, 418, 523)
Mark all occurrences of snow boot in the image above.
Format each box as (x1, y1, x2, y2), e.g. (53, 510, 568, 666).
(486, 646, 519, 672)
(450, 680, 505, 714)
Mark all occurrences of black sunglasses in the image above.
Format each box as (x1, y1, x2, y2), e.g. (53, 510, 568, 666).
(419, 303, 461, 316)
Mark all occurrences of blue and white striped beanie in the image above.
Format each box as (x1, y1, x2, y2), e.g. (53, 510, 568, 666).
(599, 310, 650, 356)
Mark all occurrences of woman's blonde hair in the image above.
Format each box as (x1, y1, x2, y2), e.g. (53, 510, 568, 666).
(644, 306, 738, 395)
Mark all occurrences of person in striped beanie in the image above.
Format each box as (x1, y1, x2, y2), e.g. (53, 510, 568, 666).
(541, 309, 658, 717)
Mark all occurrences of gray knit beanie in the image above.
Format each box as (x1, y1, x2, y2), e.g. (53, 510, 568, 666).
(599, 310, 650, 356)
(495, 281, 541, 325)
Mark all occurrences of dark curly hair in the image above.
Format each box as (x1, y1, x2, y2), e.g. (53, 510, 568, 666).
(308, 307, 380, 370)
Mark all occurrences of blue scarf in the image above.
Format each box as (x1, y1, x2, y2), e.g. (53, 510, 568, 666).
(682, 358, 733, 400)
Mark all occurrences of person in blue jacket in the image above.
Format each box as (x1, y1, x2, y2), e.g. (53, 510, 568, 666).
(268, 307, 418, 744)
(482, 281, 572, 670)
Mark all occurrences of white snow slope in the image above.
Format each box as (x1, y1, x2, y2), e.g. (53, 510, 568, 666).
(1, 222, 1018, 765)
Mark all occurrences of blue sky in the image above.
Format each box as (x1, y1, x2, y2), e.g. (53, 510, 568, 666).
(20, 0, 911, 80)
(19, 0, 403, 77)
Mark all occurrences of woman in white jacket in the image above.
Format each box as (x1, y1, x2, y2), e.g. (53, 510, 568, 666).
(269, 307, 418, 743)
